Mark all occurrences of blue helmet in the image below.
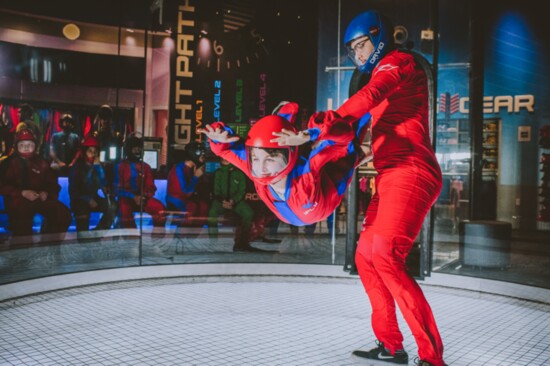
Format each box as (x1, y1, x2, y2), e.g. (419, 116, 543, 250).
(344, 10, 392, 74)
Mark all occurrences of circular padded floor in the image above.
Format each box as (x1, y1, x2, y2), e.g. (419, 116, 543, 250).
(1, 278, 549, 365)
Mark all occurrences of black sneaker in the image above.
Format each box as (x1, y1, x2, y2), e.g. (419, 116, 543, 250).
(352, 341, 409, 365)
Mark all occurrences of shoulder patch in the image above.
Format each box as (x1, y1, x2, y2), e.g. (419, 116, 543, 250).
(374, 64, 398, 75)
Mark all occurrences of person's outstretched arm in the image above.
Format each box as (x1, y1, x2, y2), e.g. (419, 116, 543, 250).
(198, 123, 250, 177)
(337, 52, 414, 119)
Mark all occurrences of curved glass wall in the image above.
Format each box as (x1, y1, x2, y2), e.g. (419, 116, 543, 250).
(0, 0, 549, 290)
(431, 0, 550, 289)
(0, 1, 340, 286)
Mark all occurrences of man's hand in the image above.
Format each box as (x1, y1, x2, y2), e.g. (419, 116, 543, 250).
(38, 191, 48, 201)
(133, 195, 143, 206)
(271, 129, 310, 146)
(309, 110, 341, 125)
(194, 165, 205, 178)
(222, 199, 234, 210)
(198, 125, 240, 143)
(21, 190, 39, 201)
(89, 199, 98, 209)
(358, 145, 373, 166)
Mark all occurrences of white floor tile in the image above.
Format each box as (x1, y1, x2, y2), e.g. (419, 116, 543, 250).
(0, 278, 548, 365)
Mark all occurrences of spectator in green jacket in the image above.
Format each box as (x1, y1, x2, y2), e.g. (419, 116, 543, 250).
(208, 158, 272, 252)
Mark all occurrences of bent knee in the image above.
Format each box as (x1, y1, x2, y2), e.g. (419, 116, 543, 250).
(371, 233, 414, 269)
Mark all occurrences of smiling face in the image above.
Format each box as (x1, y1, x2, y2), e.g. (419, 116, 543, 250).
(249, 147, 289, 178)
(131, 146, 142, 158)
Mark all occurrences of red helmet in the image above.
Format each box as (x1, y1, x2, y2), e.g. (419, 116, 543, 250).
(272, 101, 299, 124)
(82, 135, 99, 148)
(245, 115, 298, 185)
(15, 128, 36, 143)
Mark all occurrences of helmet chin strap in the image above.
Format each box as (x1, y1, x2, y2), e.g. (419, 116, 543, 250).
(128, 154, 141, 163)
(269, 175, 287, 187)
(18, 152, 35, 159)
(252, 175, 280, 186)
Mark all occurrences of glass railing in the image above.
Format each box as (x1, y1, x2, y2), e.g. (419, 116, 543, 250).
(0, 206, 348, 285)
(1, 5, 550, 293)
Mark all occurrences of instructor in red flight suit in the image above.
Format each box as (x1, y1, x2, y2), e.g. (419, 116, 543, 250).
(0, 128, 72, 238)
(326, 10, 446, 366)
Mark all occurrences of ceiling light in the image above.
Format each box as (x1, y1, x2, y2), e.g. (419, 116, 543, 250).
(63, 23, 80, 40)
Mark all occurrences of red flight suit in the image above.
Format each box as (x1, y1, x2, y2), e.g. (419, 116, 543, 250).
(336, 49, 444, 366)
(0, 154, 72, 237)
(114, 160, 166, 228)
(166, 162, 208, 227)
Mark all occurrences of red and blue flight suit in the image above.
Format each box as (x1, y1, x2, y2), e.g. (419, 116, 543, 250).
(68, 135, 117, 232)
(206, 111, 370, 227)
(114, 136, 166, 229)
(166, 143, 209, 228)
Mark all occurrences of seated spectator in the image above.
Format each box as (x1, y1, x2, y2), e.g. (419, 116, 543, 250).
(93, 105, 123, 164)
(50, 113, 81, 173)
(0, 128, 71, 239)
(0, 107, 13, 158)
(208, 158, 273, 252)
(166, 142, 209, 231)
(114, 134, 166, 230)
(69, 135, 117, 237)
(16, 103, 43, 156)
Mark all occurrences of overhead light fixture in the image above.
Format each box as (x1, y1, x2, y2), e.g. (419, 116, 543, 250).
(150, 0, 164, 26)
(63, 23, 80, 40)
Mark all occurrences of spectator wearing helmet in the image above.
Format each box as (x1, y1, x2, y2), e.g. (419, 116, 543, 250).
(92, 104, 123, 163)
(0, 128, 72, 238)
(50, 113, 81, 173)
(114, 134, 166, 229)
(68, 135, 117, 237)
(165, 142, 209, 230)
(323, 10, 446, 366)
(16, 103, 44, 156)
(0, 106, 13, 159)
(199, 101, 371, 227)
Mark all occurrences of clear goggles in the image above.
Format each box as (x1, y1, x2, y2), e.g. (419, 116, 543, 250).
(346, 36, 371, 68)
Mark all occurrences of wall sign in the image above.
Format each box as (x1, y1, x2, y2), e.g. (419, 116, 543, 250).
(518, 126, 531, 142)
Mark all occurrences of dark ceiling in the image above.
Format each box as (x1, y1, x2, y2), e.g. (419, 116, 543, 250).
(0, 0, 154, 29)
(0, 0, 319, 32)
